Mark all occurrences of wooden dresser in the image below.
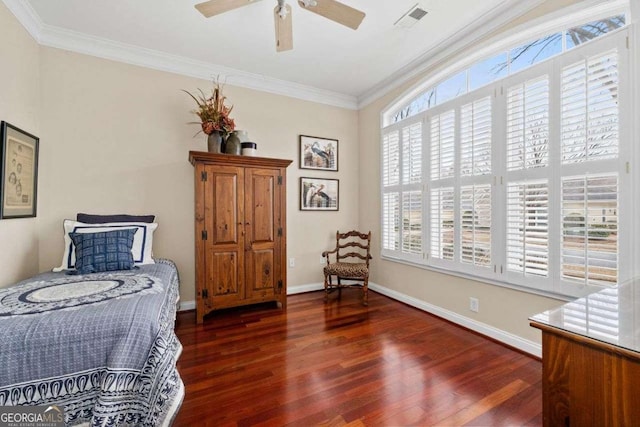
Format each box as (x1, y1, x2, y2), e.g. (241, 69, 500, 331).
(189, 151, 292, 324)
(530, 282, 640, 426)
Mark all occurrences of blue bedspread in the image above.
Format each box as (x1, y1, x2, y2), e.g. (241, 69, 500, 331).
(0, 259, 184, 426)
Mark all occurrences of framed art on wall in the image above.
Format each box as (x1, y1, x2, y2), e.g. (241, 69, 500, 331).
(299, 135, 338, 171)
(300, 177, 339, 211)
(0, 121, 39, 219)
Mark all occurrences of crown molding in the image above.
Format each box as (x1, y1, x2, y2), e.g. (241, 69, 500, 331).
(2, 0, 43, 42)
(2, 0, 358, 110)
(356, 0, 548, 109)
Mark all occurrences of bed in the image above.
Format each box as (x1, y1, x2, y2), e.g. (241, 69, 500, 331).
(0, 258, 184, 426)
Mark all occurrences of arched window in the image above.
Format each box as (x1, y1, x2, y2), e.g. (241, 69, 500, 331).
(380, 8, 631, 298)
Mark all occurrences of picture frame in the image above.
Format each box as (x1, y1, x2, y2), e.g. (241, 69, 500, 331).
(299, 135, 338, 171)
(300, 177, 339, 211)
(0, 122, 39, 219)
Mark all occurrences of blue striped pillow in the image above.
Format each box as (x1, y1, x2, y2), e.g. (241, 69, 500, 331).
(69, 228, 136, 274)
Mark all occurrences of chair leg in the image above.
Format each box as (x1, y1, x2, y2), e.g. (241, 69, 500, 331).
(362, 277, 369, 306)
(324, 273, 329, 302)
(337, 277, 342, 299)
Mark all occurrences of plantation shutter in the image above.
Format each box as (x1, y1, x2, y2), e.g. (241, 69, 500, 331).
(382, 131, 400, 186)
(382, 193, 400, 251)
(561, 50, 619, 164)
(507, 77, 549, 170)
(403, 123, 422, 184)
(561, 174, 618, 286)
(402, 191, 422, 254)
(506, 181, 549, 277)
(382, 130, 401, 253)
(460, 184, 491, 267)
(430, 110, 455, 180)
(430, 187, 454, 260)
(460, 97, 492, 176)
(382, 119, 422, 258)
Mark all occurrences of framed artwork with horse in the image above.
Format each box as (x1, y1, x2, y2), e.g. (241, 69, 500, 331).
(299, 135, 338, 171)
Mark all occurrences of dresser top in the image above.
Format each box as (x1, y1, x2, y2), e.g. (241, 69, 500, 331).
(189, 151, 292, 168)
(530, 280, 640, 354)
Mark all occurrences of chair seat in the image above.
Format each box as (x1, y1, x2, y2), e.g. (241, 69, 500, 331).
(324, 262, 369, 278)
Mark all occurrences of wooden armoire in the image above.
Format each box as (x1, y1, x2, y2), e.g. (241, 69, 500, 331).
(189, 151, 292, 324)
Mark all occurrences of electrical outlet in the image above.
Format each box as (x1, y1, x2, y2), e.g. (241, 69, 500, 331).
(469, 297, 479, 313)
(320, 256, 326, 265)
(289, 257, 295, 268)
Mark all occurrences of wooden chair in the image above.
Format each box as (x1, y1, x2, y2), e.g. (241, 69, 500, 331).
(322, 230, 372, 305)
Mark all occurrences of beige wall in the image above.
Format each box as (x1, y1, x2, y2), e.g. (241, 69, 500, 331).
(0, 3, 40, 287)
(36, 48, 358, 303)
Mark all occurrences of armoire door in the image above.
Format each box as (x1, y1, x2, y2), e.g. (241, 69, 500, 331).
(244, 168, 282, 302)
(203, 164, 245, 307)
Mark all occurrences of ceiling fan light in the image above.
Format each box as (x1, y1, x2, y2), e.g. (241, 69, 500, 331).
(278, 7, 288, 18)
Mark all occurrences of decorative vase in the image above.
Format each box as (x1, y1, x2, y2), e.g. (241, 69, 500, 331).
(207, 131, 224, 153)
(225, 130, 248, 155)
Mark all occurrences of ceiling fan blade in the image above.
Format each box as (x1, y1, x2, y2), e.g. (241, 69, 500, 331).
(274, 4, 293, 52)
(195, 0, 262, 18)
(298, 0, 365, 30)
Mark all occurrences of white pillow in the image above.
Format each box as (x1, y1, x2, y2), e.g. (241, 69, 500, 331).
(53, 219, 158, 271)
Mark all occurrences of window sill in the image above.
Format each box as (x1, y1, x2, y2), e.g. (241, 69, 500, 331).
(380, 254, 578, 302)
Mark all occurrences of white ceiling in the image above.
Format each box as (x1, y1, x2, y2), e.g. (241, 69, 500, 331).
(10, 0, 544, 107)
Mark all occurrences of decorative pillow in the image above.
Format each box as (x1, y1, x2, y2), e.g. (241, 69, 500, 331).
(70, 229, 136, 274)
(53, 219, 158, 271)
(77, 213, 155, 224)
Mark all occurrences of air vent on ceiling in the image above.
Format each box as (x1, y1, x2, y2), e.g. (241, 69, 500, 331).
(394, 3, 428, 28)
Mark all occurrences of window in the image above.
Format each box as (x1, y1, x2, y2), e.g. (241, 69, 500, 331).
(381, 22, 629, 298)
(388, 14, 626, 126)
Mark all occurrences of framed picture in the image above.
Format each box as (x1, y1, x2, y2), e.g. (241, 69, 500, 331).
(300, 177, 339, 211)
(299, 135, 338, 171)
(0, 122, 39, 219)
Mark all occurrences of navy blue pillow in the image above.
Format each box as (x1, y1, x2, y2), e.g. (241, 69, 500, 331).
(77, 213, 155, 223)
(69, 228, 136, 274)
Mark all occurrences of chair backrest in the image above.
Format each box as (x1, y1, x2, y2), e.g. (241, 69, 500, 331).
(335, 230, 371, 266)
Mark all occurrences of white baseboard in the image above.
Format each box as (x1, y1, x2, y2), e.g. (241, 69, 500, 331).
(179, 300, 195, 311)
(288, 282, 324, 294)
(368, 282, 541, 358)
(178, 282, 541, 357)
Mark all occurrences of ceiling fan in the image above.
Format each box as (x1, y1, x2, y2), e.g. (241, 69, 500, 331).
(194, 0, 366, 52)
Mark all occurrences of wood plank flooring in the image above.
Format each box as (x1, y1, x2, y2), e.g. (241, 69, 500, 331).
(173, 291, 542, 426)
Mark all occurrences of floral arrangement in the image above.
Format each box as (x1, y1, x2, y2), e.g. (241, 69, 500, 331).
(184, 80, 235, 136)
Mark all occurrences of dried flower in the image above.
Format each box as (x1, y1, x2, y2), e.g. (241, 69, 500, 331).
(183, 80, 236, 136)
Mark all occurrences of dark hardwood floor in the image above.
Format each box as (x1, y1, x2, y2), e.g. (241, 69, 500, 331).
(173, 290, 542, 426)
